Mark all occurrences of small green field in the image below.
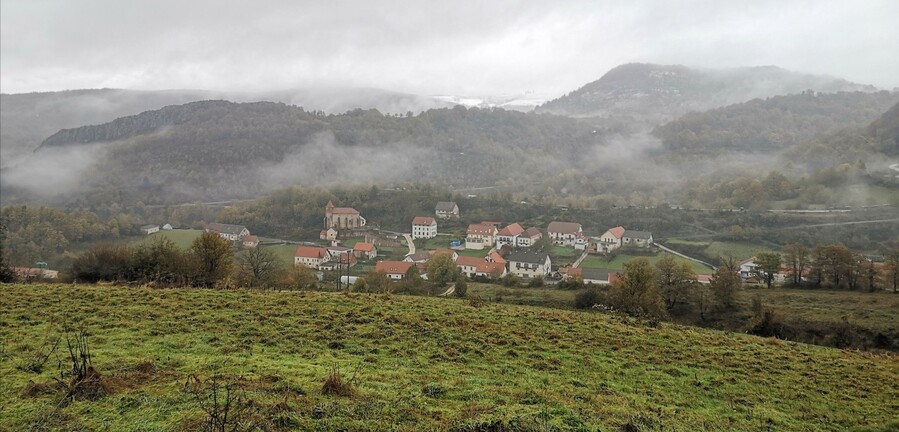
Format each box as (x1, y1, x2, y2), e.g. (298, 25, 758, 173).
(135, 229, 204, 250)
(580, 252, 714, 275)
(549, 246, 579, 266)
(743, 287, 899, 334)
(666, 239, 777, 262)
(264, 244, 299, 268)
(1, 284, 896, 431)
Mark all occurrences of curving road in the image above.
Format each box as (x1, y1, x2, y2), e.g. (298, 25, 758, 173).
(403, 233, 415, 256)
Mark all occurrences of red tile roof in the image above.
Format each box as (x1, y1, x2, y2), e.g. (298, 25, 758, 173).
(326, 200, 360, 215)
(455, 256, 485, 267)
(476, 261, 505, 274)
(487, 250, 507, 265)
(606, 226, 625, 239)
(467, 224, 496, 235)
(497, 223, 525, 237)
(353, 242, 376, 252)
(375, 261, 415, 275)
(548, 221, 582, 234)
(242, 235, 258, 243)
(295, 246, 328, 258)
(521, 227, 542, 238)
(412, 216, 436, 225)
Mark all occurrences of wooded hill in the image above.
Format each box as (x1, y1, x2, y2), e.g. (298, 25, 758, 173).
(536, 63, 876, 121)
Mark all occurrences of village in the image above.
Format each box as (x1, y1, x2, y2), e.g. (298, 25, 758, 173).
(140, 199, 796, 288)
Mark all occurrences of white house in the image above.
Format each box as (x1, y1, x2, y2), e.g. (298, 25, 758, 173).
(411, 216, 438, 240)
(353, 242, 378, 260)
(507, 251, 552, 279)
(294, 246, 330, 269)
(516, 227, 543, 248)
(622, 230, 653, 248)
(547, 221, 583, 247)
(495, 223, 525, 248)
(435, 201, 460, 219)
(375, 261, 416, 280)
(206, 223, 250, 242)
(598, 226, 625, 253)
(465, 223, 497, 250)
(140, 224, 160, 235)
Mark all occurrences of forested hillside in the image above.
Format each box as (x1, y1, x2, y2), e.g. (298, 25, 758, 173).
(537, 63, 876, 121)
(3, 101, 603, 203)
(652, 90, 899, 153)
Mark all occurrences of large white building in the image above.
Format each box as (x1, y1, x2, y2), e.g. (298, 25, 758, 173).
(507, 251, 552, 279)
(411, 216, 438, 240)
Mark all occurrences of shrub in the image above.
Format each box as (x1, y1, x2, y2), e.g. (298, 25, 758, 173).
(574, 288, 602, 309)
(454, 278, 468, 298)
(321, 367, 357, 397)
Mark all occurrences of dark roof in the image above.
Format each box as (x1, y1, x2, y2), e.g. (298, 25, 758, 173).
(580, 268, 615, 282)
(507, 251, 550, 265)
(435, 201, 458, 211)
(405, 251, 431, 261)
(207, 222, 248, 236)
(623, 230, 652, 240)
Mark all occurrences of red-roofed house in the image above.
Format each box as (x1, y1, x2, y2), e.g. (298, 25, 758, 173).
(294, 246, 330, 269)
(547, 221, 583, 247)
(455, 255, 507, 279)
(495, 223, 525, 248)
(475, 261, 506, 278)
(353, 242, 378, 260)
(486, 250, 507, 266)
(375, 261, 416, 280)
(324, 200, 366, 230)
(465, 224, 497, 250)
(242, 235, 259, 249)
(411, 216, 438, 240)
(598, 226, 625, 253)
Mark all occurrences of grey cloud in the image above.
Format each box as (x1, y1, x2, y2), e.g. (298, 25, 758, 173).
(1, 0, 898, 96)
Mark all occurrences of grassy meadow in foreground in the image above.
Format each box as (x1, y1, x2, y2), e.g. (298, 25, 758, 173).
(0, 284, 897, 431)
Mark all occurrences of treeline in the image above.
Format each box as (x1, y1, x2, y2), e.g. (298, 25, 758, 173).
(653, 91, 899, 153)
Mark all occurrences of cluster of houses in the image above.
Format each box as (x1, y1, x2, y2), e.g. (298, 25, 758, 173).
(194, 200, 658, 286)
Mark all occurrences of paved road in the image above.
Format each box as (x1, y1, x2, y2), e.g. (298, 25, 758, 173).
(571, 250, 589, 268)
(439, 285, 456, 297)
(403, 233, 415, 256)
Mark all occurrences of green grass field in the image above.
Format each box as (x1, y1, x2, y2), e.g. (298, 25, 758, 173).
(135, 229, 204, 250)
(264, 244, 299, 268)
(456, 248, 488, 258)
(1, 284, 896, 431)
(580, 252, 714, 275)
(743, 287, 899, 334)
(666, 239, 777, 262)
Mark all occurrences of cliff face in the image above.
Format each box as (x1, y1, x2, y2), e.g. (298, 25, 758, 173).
(537, 63, 876, 121)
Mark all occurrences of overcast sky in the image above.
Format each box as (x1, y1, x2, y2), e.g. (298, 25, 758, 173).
(2, 0, 897, 97)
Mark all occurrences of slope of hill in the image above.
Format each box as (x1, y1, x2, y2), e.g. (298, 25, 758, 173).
(0, 88, 454, 170)
(1, 284, 896, 431)
(536, 63, 876, 121)
(2, 101, 602, 203)
(652, 90, 899, 153)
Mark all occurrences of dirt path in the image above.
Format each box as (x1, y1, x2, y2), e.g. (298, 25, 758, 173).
(656, 243, 717, 270)
(439, 285, 455, 297)
(571, 250, 589, 268)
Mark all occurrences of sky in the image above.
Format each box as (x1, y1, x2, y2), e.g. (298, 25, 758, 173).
(2, 0, 898, 97)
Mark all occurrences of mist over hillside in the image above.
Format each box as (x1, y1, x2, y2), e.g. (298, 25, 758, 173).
(0, 87, 456, 169)
(536, 63, 877, 122)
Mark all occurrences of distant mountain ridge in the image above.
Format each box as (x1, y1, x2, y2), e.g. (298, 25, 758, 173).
(536, 63, 877, 121)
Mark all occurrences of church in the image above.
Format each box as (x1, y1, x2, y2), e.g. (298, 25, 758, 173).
(323, 200, 366, 230)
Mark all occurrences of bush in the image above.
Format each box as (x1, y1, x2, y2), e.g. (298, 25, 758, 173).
(574, 288, 602, 309)
(454, 278, 468, 298)
(321, 367, 357, 397)
(527, 275, 544, 288)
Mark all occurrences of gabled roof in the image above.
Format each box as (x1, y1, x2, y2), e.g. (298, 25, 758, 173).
(521, 227, 543, 238)
(467, 224, 496, 235)
(476, 261, 505, 275)
(605, 226, 625, 239)
(326, 200, 360, 215)
(207, 222, 248, 236)
(547, 221, 582, 234)
(295, 246, 328, 259)
(581, 268, 615, 282)
(242, 235, 258, 243)
(508, 251, 550, 265)
(487, 250, 507, 265)
(623, 230, 652, 240)
(353, 242, 376, 252)
(412, 216, 437, 225)
(497, 223, 525, 237)
(375, 261, 415, 275)
(435, 201, 458, 211)
(328, 246, 353, 253)
(405, 251, 431, 262)
(455, 255, 486, 267)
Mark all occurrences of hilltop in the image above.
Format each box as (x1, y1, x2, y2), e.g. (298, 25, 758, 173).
(536, 63, 876, 121)
(1, 284, 896, 431)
